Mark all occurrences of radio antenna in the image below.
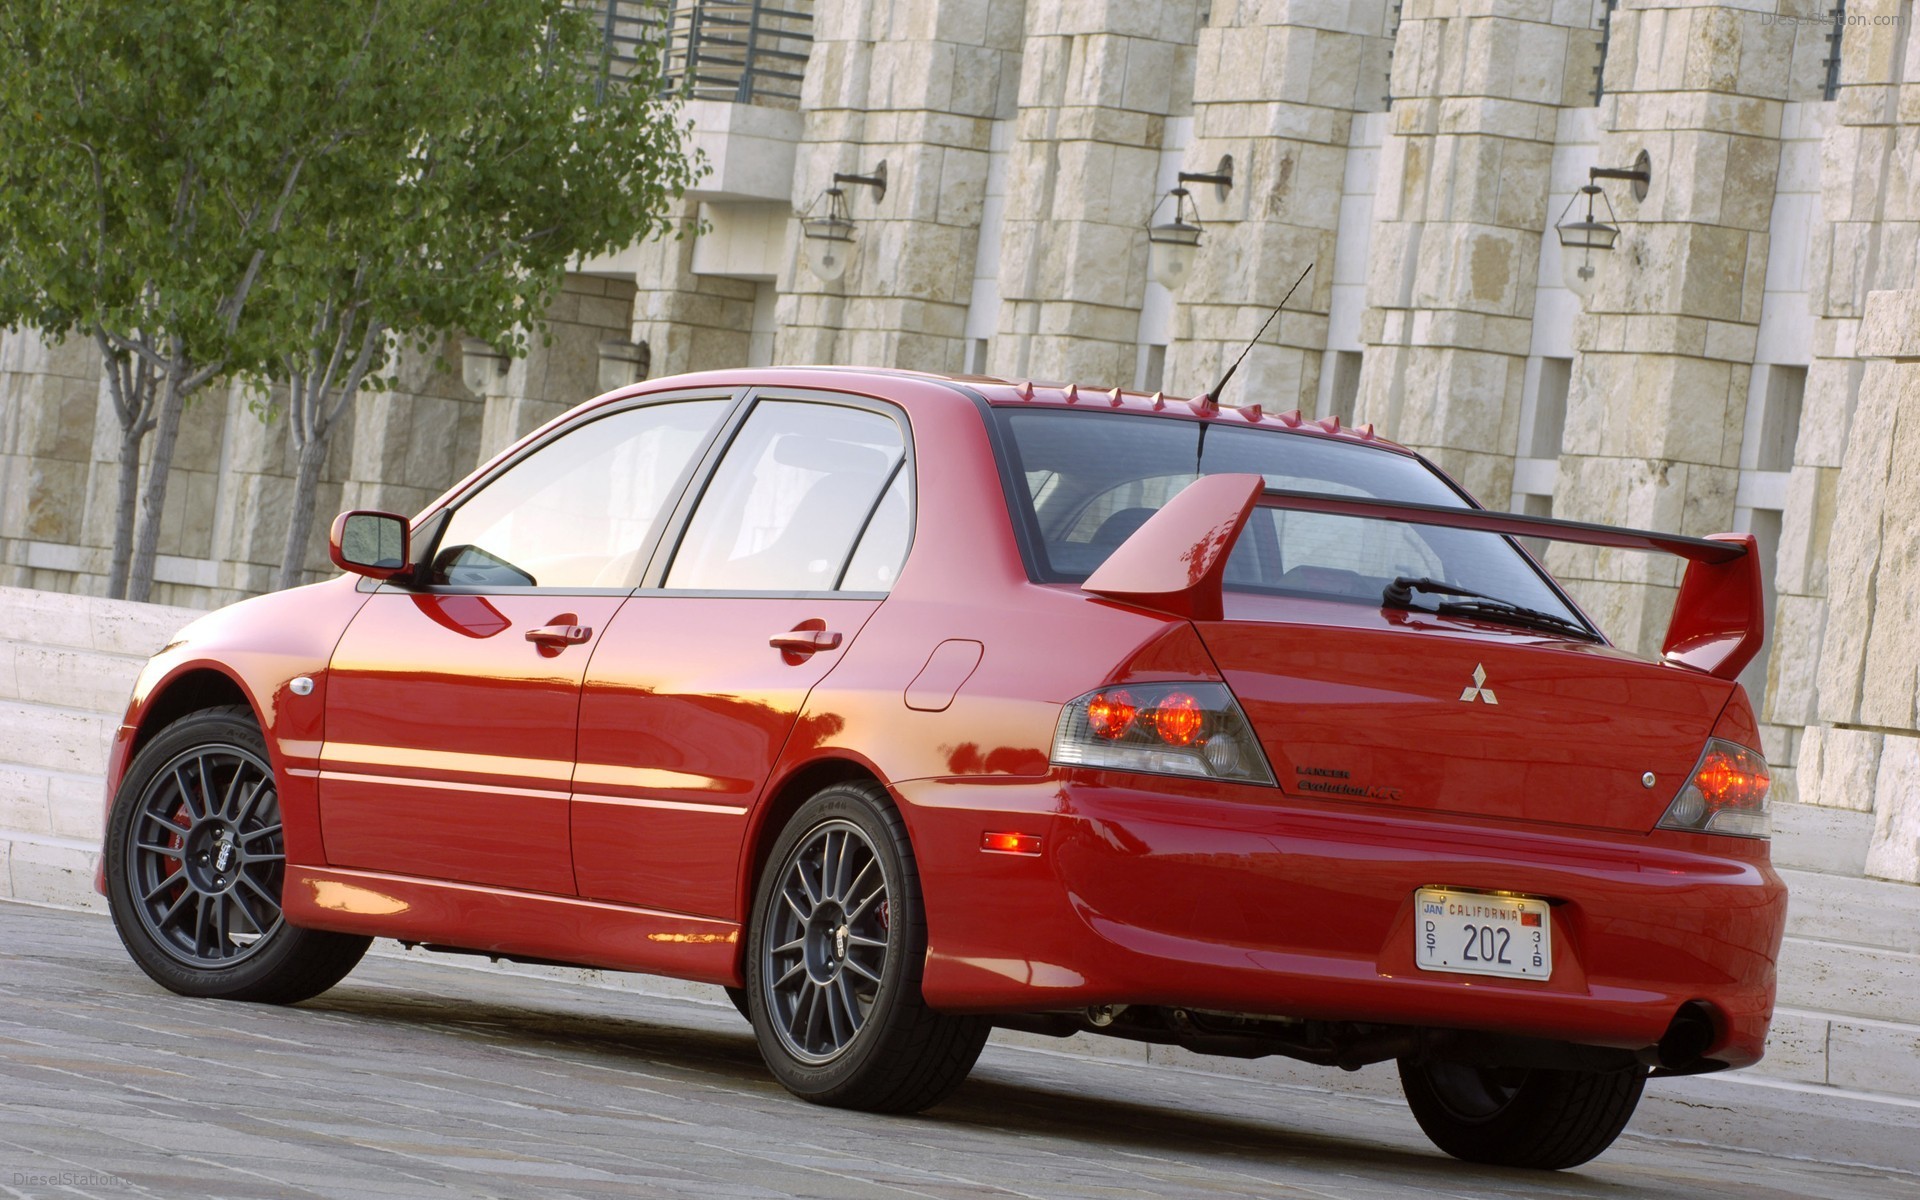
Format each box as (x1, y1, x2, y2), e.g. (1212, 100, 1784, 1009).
(1203, 262, 1313, 407)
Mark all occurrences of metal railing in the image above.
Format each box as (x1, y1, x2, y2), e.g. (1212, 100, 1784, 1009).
(662, 0, 814, 108)
(1822, 2, 1848, 101)
(576, 1, 813, 108)
(586, 0, 665, 100)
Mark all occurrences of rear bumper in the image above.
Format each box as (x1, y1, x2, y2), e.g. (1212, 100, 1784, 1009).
(899, 773, 1785, 1069)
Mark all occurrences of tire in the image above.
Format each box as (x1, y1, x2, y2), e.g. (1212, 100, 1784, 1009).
(724, 985, 752, 1022)
(1397, 1057, 1647, 1170)
(104, 705, 370, 1004)
(745, 781, 989, 1112)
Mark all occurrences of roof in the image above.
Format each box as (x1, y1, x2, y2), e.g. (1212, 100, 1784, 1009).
(596, 365, 1415, 456)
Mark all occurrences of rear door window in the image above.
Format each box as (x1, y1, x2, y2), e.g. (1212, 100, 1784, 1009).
(665, 400, 908, 593)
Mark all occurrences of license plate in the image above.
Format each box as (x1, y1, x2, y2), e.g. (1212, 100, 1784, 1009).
(1415, 887, 1552, 980)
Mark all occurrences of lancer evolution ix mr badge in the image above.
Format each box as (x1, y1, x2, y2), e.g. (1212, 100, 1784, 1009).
(1460, 663, 1498, 704)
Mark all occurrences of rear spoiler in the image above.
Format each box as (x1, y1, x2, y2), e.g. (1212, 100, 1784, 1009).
(1081, 473, 1763, 681)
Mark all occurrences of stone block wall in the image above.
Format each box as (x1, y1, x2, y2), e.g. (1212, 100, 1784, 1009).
(0, 586, 198, 910)
(1354, 2, 1603, 508)
(0, 273, 635, 608)
(986, 0, 1202, 385)
(1161, 2, 1393, 410)
(471, 274, 641, 460)
(1547, 2, 1812, 656)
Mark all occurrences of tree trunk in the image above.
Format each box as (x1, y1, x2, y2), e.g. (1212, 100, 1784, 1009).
(276, 316, 384, 590)
(105, 427, 143, 599)
(277, 438, 330, 591)
(126, 364, 187, 603)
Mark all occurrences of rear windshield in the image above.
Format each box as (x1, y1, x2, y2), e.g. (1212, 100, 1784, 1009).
(994, 409, 1582, 623)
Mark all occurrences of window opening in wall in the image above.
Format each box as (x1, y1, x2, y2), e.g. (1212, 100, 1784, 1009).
(747, 281, 776, 368)
(1737, 508, 1784, 717)
(967, 338, 991, 376)
(1757, 365, 1806, 472)
(1822, 1, 1848, 100)
(1593, 0, 1620, 105)
(1530, 357, 1572, 459)
(1138, 344, 1167, 394)
(1327, 350, 1363, 425)
(1519, 493, 1553, 561)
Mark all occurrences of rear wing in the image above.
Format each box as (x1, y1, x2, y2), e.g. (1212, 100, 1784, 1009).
(1081, 473, 1763, 681)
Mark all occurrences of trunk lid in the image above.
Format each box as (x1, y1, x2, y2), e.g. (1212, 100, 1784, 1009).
(1197, 597, 1732, 833)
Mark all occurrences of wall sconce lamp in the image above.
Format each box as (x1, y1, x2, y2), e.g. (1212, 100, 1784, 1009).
(800, 160, 888, 283)
(1147, 155, 1234, 291)
(1554, 149, 1651, 301)
(459, 337, 508, 397)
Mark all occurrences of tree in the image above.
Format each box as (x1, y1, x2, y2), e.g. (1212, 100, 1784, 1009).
(255, 1, 694, 590)
(0, 2, 372, 598)
(0, 1, 695, 599)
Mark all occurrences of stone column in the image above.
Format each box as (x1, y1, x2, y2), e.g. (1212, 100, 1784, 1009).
(630, 199, 763, 376)
(1799, 290, 1920, 882)
(1549, 2, 1803, 653)
(988, 0, 1200, 385)
(339, 337, 486, 520)
(777, 0, 1025, 371)
(1781, 1, 1920, 874)
(186, 382, 353, 604)
(1165, 3, 1393, 410)
(470, 274, 640, 462)
(1354, 3, 1601, 504)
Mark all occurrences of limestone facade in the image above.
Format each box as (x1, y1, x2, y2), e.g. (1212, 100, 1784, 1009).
(2, 0, 1917, 885)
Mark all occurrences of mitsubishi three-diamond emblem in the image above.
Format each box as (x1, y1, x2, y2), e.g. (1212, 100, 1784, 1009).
(1460, 663, 1498, 704)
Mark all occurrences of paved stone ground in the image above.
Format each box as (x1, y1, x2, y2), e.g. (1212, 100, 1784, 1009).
(2, 902, 1916, 1200)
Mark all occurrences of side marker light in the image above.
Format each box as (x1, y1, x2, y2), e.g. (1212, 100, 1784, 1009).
(981, 831, 1043, 856)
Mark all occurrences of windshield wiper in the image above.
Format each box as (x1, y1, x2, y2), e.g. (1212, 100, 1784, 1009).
(1382, 576, 1599, 641)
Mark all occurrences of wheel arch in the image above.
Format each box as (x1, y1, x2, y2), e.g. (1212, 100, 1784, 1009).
(735, 754, 898, 969)
(130, 666, 258, 760)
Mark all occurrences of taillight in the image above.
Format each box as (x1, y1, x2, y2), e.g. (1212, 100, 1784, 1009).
(1657, 738, 1770, 838)
(1052, 682, 1275, 785)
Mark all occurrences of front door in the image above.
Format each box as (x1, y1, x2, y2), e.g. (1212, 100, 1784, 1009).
(320, 592, 624, 894)
(572, 393, 913, 918)
(318, 394, 733, 894)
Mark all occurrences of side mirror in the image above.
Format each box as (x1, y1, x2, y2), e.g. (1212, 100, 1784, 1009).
(329, 510, 411, 580)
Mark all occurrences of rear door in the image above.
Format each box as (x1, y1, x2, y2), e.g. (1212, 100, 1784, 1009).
(571, 392, 912, 918)
(318, 393, 733, 893)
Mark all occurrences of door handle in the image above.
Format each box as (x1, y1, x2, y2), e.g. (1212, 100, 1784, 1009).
(526, 623, 592, 646)
(769, 630, 842, 653)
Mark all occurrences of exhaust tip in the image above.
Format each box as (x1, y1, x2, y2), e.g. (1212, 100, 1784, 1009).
(1657, 1002, 1718, 1070)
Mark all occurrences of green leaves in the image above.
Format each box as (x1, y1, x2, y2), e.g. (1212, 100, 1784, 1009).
(0, 0, 699, 594)
(0, 0, 697, 384)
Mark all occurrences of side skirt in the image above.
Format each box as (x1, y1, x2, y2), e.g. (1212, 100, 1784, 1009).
(283, 866, 743, 986)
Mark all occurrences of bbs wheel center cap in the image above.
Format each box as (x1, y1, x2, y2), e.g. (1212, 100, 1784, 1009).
(185, 822, 239, 891)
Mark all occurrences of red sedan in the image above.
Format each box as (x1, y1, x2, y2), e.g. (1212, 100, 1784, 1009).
(100, 367, 1784, 1170)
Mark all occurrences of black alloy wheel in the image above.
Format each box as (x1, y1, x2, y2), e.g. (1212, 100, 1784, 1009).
(762, 817, 892, 1062)
(105, 706, 369, 1003)
(745, 781, 989, 1112)
(125, 740, 284, 967)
